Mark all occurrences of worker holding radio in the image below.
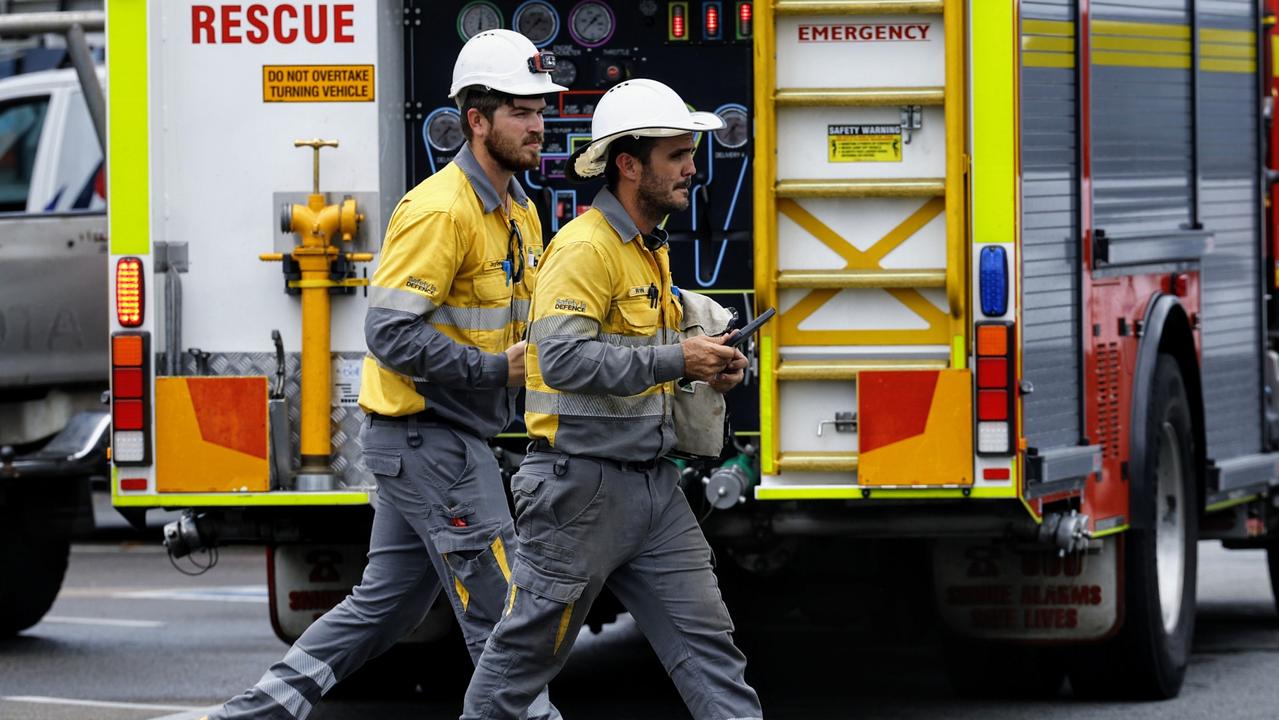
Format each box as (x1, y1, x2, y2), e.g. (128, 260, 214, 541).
(460, 78, 763, 720)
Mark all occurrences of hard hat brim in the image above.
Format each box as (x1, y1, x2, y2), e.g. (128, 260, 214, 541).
(567, 111, 725, 182)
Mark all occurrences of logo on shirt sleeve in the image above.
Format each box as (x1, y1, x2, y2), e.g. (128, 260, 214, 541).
(405, 276, 438, 297)
(554, 297, 588, 313)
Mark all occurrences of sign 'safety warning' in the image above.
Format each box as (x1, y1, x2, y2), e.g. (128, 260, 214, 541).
(828, 124, 903, 163)
(263, 65, 374, 102)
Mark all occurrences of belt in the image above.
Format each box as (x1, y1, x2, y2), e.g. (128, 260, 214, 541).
(367, 411, 477, 439)
(527, 439, 662, 472)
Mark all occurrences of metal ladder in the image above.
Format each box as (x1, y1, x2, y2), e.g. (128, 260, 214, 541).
(753, 0, 967, 478)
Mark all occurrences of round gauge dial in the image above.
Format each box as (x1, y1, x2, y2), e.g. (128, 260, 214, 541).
(550, 58, 578, 87)
(713, 107, 749, 149)
(568, 1, 615, 48)
(514, 1, 559, 47)
(426, 109, 465, 153)
(457, 1, 503, 42)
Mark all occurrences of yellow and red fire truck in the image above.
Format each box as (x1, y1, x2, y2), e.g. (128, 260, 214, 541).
(106, 0, 1279, 699)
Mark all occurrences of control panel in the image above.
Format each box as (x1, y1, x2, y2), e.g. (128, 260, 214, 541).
(404, 0, 758, 434)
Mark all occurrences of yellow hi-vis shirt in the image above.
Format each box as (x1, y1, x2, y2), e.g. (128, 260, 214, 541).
(525, 188, 686, 462)
(358, 144, 542, 438)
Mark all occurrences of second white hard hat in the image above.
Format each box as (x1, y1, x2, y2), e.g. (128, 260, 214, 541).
(567, 79, 724, 181)
(450, 29, 567, 100)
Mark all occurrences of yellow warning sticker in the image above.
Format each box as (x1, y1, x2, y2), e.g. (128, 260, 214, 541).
(263, 65, 375, 103)
(827, 124, 902, 162)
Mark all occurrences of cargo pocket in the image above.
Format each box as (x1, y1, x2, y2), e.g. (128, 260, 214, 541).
(361, 451, 402, 479)
(509, 560, 589, 656)
(429, 521, 512, 621)
(611, 296, 659, 336)
(473, 267, 513, 303)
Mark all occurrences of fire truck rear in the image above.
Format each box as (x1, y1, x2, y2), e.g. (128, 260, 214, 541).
(108, 0, 1279, 700)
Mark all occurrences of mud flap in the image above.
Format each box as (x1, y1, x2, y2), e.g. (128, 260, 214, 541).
(268, 543, 454, 645)
(933, 538, 1120, 642)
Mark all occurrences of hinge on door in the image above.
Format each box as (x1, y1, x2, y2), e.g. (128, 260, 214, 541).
(900, 105, 923, 145)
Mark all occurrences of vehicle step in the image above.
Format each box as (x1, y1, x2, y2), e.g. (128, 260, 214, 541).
(774, 87, 945, 107)
(776, 268, 946, 289)
(775, 178, 946, 199)
(776, 452, 860, 472)
(774, 0, 943, 15)
(776, 358, 948, 381)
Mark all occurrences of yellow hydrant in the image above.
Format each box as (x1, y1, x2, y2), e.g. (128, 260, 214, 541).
(261, 139, 372, 488)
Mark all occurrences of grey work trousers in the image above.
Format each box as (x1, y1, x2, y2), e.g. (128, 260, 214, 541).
(460, 451, 763, 720)
(212, 419, 559, 720)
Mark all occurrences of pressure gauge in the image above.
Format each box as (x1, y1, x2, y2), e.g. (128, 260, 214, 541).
(426, 109, 465, 153)
(514, 1, 559, 47)
(550, 58, 578, 87)
(713, 107, 749, 149)
(457, 1, 503, 42)
(568, 1, 615, 48)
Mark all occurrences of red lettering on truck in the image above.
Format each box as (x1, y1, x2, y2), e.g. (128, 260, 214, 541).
(797, 23, 931, 42)
(191, 3, 355, 44)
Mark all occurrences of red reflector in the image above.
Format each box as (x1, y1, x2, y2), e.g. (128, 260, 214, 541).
(112, 334, 144, 367)
(116, 257, 144, 327)
(977, 357, 1008, 389)
(119, 477, 148, 491)
(113, 367, 144, 398)
(983, 468, 1011, 481)
(977, 390, 1008, 421)
(114, 399, 145, 430)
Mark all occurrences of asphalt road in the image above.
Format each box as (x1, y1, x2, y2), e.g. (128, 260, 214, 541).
(2, 538, 1278, 720)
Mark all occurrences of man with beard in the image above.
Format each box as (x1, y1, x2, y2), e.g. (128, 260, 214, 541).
(206, 30, 564, 720)
(459, 79, 763, 720)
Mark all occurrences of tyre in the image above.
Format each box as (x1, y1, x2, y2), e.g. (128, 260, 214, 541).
(1068, 354, 1198, 699)
(0, 531, 71, 637)
(1265, 541, 1279, 615)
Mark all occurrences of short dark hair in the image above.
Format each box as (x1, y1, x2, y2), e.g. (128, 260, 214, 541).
(604, 135, 659, 191)
(458, 86, 516, 141)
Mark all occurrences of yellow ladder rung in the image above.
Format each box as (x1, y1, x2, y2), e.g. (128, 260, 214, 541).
(776, 268, 946, 289)
(776, 358, 949, 381)
(777, 452, 860, 473)
(775, 0, 943, 15)
(775, 87, 945, 107)
(776, 178, 946, 199)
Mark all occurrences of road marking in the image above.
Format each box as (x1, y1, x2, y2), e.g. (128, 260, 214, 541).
(72, 543, 168, 554)
(57, 585, 268, 603)
(1, 696, 201, 712)
(40, 615, 165, 628)
(150, 708, 219, 720)
(116, 586, 267, 603)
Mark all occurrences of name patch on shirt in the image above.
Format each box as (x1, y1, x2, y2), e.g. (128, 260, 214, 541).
(554, 297, 587, 313)
(405, 276, 437, 297)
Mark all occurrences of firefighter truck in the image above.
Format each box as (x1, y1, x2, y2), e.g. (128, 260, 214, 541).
(107, 0, 1279, 700)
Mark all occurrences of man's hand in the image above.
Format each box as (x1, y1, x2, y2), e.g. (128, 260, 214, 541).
(505, 341, 527, 387)
(707, 349, 747, 393)
(680, 334, 739, 383)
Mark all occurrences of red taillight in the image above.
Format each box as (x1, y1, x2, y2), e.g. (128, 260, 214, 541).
(114, 399, 145, 430)
(975, 321, 1015, 455)
(111, 331, 152, 466)
(116, 257, 144, 327)
(977, 357, 1008, 388)
(113, 367, 144, 398)
(978, 390, 1009, 421)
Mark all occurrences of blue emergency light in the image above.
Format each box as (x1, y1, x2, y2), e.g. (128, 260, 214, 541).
(979, 246, 1008, 317)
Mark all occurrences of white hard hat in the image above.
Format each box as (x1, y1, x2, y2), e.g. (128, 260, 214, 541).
(449, 29, 568, 100)
(567, 79, 724, 181)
